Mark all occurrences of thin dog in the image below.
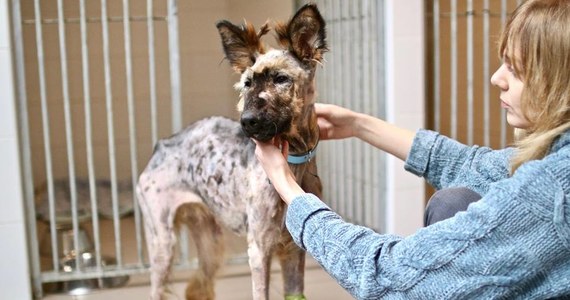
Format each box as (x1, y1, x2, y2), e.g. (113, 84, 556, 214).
(136, 4, 326, 300)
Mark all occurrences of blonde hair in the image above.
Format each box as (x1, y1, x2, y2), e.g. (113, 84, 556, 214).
(499, 0, 570, 173)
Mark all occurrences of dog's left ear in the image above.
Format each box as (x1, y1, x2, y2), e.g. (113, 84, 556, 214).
(216, 20, 270, 73)
(275, 4, 328, 65)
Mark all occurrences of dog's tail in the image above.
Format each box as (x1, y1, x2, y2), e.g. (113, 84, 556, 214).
(176, 203, 225, 300)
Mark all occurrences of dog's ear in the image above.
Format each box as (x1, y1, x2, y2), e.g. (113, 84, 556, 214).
(216, 20, 270, 73)
(275, 4, 328, 65)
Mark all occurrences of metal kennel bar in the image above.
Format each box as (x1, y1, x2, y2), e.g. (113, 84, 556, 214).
(57, 0, 82, 275)
(79, 0, 103, 273)
(147, 0, 158, 146)
(450, 0, 458, 140)
(11, 0, 42, 296)
(32, 0, 58, 277)
(500, 0, 508, 148)
(483, 0, 490, 146)
(12, 0, 181, 297)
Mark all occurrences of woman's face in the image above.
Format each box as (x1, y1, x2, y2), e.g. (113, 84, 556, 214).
(490, 58, 531, 129)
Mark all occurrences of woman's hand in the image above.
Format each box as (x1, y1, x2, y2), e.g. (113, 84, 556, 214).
(253, 138, 305, 204)
(315, 103, 359, 140)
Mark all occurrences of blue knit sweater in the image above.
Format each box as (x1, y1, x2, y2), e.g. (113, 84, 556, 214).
(286, 129, 570, 299)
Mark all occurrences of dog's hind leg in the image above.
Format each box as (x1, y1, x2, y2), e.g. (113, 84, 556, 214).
(177, 203, 225, 300)
(138, 172, 203, 300)
(137, 185, 176, 300)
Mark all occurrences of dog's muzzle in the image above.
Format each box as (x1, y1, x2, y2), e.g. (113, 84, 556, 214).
(240, 111, 275, 142)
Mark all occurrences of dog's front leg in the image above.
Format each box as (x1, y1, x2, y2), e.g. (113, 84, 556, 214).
(277, 233, 306, 300)
(247, 231, 273, 300)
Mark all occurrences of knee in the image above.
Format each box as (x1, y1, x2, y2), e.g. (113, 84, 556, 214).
(424, 187, 481, 227)
(426, 187, 475, 212)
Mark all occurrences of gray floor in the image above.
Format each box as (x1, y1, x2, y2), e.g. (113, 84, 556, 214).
(40, 216, 354, 300)
(44, 262, 354, 300)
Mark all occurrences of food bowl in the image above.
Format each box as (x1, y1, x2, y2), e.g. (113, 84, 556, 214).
(44, 252, 130, 295)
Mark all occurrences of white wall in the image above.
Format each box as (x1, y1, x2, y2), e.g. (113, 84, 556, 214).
(0, 0, 33, 298)
(384, 0, 426, 236)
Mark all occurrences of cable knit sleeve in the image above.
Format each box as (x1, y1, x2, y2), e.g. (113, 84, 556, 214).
(404, 129, 513, 194)
(286, 157, 570, 299)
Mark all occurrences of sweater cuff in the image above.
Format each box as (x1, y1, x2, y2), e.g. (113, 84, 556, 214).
(286, 193, 331, 249)
(404, 129, 439, 177)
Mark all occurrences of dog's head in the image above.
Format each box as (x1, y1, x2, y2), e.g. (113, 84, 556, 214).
(216, 4, 327, 142)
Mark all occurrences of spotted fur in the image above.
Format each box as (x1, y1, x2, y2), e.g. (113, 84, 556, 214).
(137, 4, 326, 300)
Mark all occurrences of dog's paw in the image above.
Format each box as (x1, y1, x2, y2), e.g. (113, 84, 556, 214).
(285, 295, 307, 300)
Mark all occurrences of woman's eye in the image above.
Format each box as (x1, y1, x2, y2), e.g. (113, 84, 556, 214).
(506, 64, 514, 73)
(506, 64, 519, 77)
(503, 60, 518, 77)
(274, 75, 289, 84)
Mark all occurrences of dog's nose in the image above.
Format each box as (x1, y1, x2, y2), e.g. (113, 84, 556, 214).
(240, 112, 260, 135)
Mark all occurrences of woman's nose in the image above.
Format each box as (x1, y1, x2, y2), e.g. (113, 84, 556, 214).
(491, 64, 508, 90)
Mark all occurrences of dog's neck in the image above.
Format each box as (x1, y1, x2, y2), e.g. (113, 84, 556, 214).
(286, 106, 319, 155)
(283, 80, 319, 159)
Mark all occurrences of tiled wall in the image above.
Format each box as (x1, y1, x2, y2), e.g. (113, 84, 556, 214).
(384, 0, 426, 236)
(0, 0, 33, 298)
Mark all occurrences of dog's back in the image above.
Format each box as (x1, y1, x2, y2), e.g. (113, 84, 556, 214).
(140, 116, 279, 235)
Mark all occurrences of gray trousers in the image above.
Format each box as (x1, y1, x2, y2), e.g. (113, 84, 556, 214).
(424, 187, 482, 227)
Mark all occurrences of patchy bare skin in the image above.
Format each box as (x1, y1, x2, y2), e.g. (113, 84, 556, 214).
(137, 4, 327, 300)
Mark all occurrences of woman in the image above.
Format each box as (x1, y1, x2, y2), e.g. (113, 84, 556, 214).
(254, 0, 570, 298)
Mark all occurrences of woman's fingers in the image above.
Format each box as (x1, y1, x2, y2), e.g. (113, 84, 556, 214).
(253, 138, 288, 163)
(317, 118, 332, 140)
(314, 103, 332, 117)
(281, 139, 289, 158)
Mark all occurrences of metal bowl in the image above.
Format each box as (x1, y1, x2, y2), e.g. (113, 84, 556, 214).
(40, 225, 94, 258)
(44, 252, 130, 296)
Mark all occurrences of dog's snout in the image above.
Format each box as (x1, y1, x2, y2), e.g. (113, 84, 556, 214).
(241, 112, 258, 129)
(240, 111, 264, 137)
(240, 111, 276, 142)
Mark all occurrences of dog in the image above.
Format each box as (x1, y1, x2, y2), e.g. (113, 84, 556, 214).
(136, 4, 326, 299)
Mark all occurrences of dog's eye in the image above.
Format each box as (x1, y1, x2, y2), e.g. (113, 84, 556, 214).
(274, 75, 290, 85)
(244, 79, 252, 88)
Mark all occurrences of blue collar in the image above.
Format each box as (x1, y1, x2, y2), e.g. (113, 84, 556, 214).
(287, 142, 318, 164)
